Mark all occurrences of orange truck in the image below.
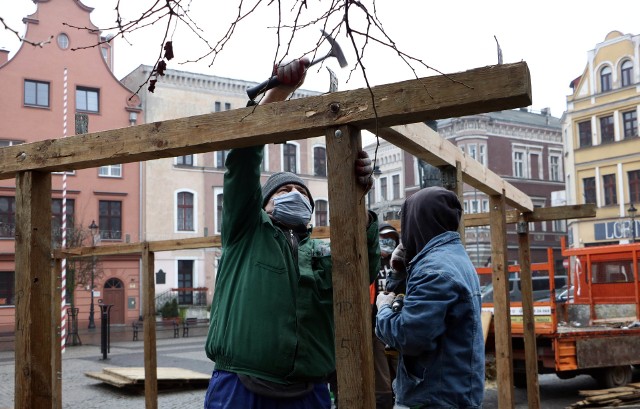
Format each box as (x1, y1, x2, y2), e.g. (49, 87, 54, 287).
(479, 241, 640, 388)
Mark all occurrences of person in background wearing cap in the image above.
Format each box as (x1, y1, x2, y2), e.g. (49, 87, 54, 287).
(370, 222, 401, 409)
(204, 58, 381, 409)
(375, 187, 484, 409)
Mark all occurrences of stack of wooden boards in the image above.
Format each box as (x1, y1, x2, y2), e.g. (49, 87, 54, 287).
(567, 383, 640, 408)
(85, 367, 210, 390)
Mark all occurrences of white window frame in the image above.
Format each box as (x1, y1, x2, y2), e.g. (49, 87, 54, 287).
(98, 164, 122, 178)
(280, 141, 301, 173)
(549, 151, 562, 182)
(468, 144, 478, 161)
(513, 150, 525, 178)
(479, 143, 487, 166)
(213, 187, 224, 235)
(313, 197, 330, 227)
(174, 189, 198, 233)
(176, 155, 196, 167)
(312, 143, 327, 177)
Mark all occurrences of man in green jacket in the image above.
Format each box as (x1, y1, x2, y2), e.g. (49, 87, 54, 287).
(204, 58, 380, 409)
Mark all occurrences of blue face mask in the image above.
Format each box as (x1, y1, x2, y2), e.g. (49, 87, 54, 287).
(271, 190, 312, 227)
(380, 238, 397, 255)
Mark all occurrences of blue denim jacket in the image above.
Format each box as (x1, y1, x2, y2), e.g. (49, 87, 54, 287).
(376, 231, 484, 408)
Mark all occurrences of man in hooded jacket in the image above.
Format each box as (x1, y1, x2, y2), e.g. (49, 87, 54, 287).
(375, 186, 484, 409)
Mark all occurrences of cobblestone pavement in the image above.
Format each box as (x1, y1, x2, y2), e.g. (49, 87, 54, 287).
(0, 335, 214, 409)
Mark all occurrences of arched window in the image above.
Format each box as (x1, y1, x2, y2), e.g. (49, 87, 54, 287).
(104, 278, 123, 289)
(177, 191, 194, 231)
(600, 66, 612, 92)
(621, 60, 633, 87)
(315, 199, 328, 227)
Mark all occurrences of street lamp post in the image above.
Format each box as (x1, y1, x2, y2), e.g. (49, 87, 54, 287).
(629, 203, 637, 243)
(88, 220, 99, 329)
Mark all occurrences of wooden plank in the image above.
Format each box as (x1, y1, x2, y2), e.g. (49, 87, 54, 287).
(326, 125, 375, 408)
(516, 218, 541, 409)
(455, 161, 465, 245)
(463, 204, 597, 227)
(14, 171, 55, 409)
(141, 245, 158, 409)
(0, 63, 531, 179)
(377, 123, 533, 211)
(481, 311, 493, 343)
(489, 193, 515, 409)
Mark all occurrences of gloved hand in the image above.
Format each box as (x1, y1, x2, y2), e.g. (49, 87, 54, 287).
(376, 291, 396, 310)
(264, 58, 310, 102)
(355, 151, 373, 192)
(390, 242, 406, 275)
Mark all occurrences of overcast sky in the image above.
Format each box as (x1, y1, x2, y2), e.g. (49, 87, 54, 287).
(2, 0, 640, 120)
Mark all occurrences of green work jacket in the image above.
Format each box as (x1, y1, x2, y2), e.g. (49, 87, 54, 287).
(205, 145, 380, 384)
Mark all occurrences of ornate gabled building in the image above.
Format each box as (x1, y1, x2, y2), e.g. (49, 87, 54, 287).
(563, 30, 640, 247)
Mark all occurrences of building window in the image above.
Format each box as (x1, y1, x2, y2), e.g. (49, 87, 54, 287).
(52, 198, 75, 245)
(98, 164, 122, 177)
(177, 192, 194, 231)
(214, 102, 221, 112)
(578, 120, 592, 147)
(468, 144, 477, 161)
(0, 140, 24, 147)
(57, 33, 69, 49)
(24, 80, 50, 107)
(0, 271, 15, 305)
(583, 177, 596, 204)
(600, 66, 612, 92)
(380, 177, 388, 201)
(315, 200, 328, 227)
(622, 110, 637, 139)
(629, 170, 640, 204)
(392, 175, 400, 200)
(552, 219, 566, 233)
(0, 196, 16, 238)
(283, 143, 297, 173)
(549, 155, 561, 181)
(177, 155, 194, 166)
(470, 199, 479, 214)
(224, 102, 231, 110)
(99, 200, 122, 240)
(76, 87, 99, 113)
(479, 144, 487, 166)
(513, 151, 524, 178)
(215, 150, 229, 169)
(313, 146, 327, 177)
(177, 260, 194, 304)
(603, 174, 617, 206)
(600, 115, 614, 144)
(621, 60, 633, 87)
(215, 191, 223, 234)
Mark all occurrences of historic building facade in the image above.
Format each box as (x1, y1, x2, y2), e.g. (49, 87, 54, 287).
(563, 30, 640, 247)
(0, 0, 142, 330)
(121, 65, 326, 309)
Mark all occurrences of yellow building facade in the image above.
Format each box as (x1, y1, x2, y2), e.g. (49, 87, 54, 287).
(564, 30, 640, 247)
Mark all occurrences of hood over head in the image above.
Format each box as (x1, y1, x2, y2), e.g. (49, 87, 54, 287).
(400, 186, 462, 264)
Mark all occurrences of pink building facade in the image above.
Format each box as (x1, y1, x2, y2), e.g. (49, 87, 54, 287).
(0, 0, 142, 331)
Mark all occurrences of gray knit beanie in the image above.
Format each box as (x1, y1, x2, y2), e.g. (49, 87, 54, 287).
(261, 172, 314, 211)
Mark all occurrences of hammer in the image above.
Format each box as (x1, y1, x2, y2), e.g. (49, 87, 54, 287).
(246, 30, 348, 101)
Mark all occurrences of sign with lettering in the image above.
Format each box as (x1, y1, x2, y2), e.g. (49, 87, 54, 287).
(594, 220, 638, 241)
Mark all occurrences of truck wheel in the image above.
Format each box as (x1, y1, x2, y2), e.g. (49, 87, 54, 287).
(593, 365, 633, 388)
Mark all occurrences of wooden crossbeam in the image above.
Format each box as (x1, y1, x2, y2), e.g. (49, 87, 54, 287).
(464, 204, 597, 227)
(377, 123, 533, 211)
(0, 63, 530, 180)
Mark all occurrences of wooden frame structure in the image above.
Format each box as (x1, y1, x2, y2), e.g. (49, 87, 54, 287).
(1, 61, 596, 408)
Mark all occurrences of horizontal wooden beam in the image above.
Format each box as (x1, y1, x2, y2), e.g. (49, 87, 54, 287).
(463, 204, 597, 227)
(53, 236, 222, 258)
(0, 63, 531, 180)
(377, 123, 533, 211)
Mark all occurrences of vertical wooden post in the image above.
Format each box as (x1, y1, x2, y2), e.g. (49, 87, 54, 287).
(53, 257, 63, 409)
(489, 193, 515, 409)
(141, 244, 158, 409)
(14, 171, 56, 409)
(516, 216, 540, 409)
(325, 125, 375, 408)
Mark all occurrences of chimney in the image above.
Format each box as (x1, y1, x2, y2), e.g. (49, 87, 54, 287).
(0, 49, 9, 66)
(541, 107, 551, 116)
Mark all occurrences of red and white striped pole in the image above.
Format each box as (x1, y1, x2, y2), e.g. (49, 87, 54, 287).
(61, 67, 68, 354)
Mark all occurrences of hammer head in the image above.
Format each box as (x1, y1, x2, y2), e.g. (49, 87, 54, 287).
(321, 30, 348, 68)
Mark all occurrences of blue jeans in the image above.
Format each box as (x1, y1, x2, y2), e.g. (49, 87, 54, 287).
(204, 370, 331, 409)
